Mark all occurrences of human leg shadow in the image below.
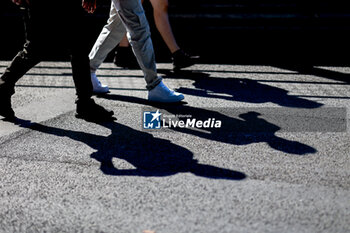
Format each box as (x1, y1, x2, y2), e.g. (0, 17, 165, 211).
(98, 94, 317, 155)
(18, 119, 246, 180)
(158, 70, 323, 108)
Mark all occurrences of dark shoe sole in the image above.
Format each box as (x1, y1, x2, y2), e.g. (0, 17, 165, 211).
(173, 61, 195, 71)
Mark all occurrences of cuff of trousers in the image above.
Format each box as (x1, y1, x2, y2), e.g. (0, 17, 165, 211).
(146, 76, 162, 91)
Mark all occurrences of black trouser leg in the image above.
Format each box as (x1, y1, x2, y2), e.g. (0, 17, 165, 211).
(0, 42, 40, 96)
(71, 52, 93, 101)
(0, 6, 41, 97)
(63, 3, 93, 101)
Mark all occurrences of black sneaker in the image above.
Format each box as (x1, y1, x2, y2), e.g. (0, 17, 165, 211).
(76, 99, 115, 121)
(0, 94, 15, 120)
(113, 46, 139, 69)
(172, 49, 197, 71)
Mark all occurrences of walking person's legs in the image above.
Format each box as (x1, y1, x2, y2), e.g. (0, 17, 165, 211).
(150, 0, 196, 70)
(112, 0, 160, 90)
(0, 6, 42, 119)
(150, 0, 179, 53)
(89, 0, 184, 102)
(89, 3, 127, 94)
(113, 0, 183, 102)
(64, 0, 115, 120)
(1, 1, 114, 121)
(114, 0, 196, 70)
(89, 3, 127, 73)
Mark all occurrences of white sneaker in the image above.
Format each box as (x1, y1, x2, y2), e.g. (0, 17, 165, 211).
(91, 72, 109, 94)
(148, 81, 184, 103)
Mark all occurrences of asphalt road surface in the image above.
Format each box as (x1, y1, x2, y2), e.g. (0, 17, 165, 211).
(0, 61, 349, 232)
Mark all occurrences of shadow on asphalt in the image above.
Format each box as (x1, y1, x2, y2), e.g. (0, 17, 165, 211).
(98, 95, 317, 155)
(8, 117, 246, 180)
(274, 65, 350, 84)
(158, 69, 323, 108)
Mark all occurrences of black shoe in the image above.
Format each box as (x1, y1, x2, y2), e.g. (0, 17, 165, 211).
(113, 46, 139, 69)
(75, 99, 115, 121)
(172, 49, 197, 71)
(0, 94, 15, 120)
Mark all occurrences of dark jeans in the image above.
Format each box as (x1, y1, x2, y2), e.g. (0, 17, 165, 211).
(0, 0, 92, 100)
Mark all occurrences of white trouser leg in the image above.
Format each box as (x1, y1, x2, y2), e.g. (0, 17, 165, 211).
(90, 0, 161, 90)
(89, 3, 126, 72)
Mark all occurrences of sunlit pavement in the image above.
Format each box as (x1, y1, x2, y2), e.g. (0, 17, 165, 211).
(0, 61, 349, 232)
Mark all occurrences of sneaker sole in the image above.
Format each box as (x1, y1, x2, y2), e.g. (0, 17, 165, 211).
(148, 96, 185, 103)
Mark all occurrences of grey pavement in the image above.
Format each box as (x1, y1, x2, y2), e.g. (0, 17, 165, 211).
(0, 61, 349, 232)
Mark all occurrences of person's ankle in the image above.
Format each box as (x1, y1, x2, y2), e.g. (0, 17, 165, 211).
(172, 49, 182, 57)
